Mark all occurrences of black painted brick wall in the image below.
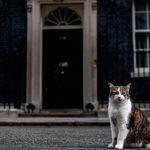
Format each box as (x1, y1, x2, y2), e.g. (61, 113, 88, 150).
(98, 0, 150, 103)
(0, 0, 27, 108)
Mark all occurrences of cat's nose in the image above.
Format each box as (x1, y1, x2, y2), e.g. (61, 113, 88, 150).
(117, 97, 122, 101)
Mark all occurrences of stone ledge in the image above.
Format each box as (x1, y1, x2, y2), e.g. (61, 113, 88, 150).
(98, 108, 150, 118)
(0, 117, 110, 126)
(18, 112, 97, 118)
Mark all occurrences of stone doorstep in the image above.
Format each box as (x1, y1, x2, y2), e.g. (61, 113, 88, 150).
(0, 109, 108, 126)
(0, 108, 148, 126)
(18, 109, 97, 118)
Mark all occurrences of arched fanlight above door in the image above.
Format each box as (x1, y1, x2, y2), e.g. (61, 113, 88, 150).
(44, 7, 82, 26)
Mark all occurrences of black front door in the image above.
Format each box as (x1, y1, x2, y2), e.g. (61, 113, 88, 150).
(42, 29, 83, 109)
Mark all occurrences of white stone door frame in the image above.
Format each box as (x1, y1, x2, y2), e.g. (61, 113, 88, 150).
(27, 0, 97, 111)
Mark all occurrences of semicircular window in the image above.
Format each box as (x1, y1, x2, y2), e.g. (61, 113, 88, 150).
(44, 7, 82, 26)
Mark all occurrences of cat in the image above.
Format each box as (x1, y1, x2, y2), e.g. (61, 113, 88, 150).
(107, 82, 150, 149)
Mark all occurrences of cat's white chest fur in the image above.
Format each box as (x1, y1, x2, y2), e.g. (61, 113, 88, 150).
(108, 98, 132, 123)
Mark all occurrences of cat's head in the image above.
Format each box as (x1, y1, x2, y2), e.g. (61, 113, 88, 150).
(108, 82, 131, 103)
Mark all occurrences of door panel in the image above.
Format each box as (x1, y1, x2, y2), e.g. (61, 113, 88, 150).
(42, 29, 83, 109)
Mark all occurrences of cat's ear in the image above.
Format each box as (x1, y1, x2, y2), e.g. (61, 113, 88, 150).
(126, 83, 131, 89)
(108, 82, 114, 88)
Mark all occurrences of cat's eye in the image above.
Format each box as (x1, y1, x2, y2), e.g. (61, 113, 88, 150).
(122, 92, 126, 95)
(112, 91, 119, 95)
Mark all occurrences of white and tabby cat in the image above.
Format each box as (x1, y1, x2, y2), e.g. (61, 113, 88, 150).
(107, 83, 150, 149)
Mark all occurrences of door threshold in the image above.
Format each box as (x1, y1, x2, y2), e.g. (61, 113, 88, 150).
(18, 109, 97, 117)
(41, 109, 83, 113)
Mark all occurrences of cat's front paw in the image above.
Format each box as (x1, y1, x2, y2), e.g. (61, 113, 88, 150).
(107, 143, 115, 149)
(115, 144, 123, 149)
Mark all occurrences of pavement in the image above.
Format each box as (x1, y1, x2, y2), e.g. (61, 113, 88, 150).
(0, 126, 111, 149)
(0, 126, 147, 150)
